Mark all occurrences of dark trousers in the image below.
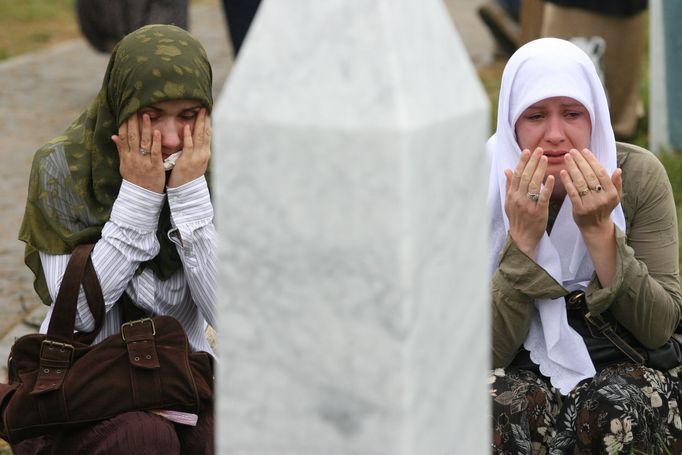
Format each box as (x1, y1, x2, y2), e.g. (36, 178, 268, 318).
(11, 407, 214, 455)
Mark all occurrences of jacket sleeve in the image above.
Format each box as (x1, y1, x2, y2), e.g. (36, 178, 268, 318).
(491, 234, 566, 367)
(585, 147, 682, 348)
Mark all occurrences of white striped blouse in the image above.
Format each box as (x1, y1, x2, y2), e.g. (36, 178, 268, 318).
(38, 176, 216, 355)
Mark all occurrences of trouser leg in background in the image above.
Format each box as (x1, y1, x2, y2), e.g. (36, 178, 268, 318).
(541, 4, 645, 140)
(520, 0, 545, 45)
(221, 0, 262, 57)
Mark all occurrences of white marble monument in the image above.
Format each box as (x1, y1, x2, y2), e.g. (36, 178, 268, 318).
(649, 0, 669, 153)
(650, 0, 682, 153)
(213, 0, 490, 453)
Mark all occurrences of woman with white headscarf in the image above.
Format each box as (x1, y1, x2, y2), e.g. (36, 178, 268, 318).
(488, 38, 682, 453)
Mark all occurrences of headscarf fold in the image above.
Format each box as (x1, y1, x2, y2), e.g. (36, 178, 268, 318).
(486, 38, 626, 394)
(19, 24, 213, 305)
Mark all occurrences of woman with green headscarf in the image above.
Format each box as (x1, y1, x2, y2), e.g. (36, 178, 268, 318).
(15, 25, 215, 454)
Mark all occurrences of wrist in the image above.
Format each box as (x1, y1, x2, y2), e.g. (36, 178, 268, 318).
(510, 235, 538, 260)
(580, 220, 615, 243)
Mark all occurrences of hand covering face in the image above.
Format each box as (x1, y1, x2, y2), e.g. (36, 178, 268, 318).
(486, 38, 626, 394)
(19, 24, 213, 305)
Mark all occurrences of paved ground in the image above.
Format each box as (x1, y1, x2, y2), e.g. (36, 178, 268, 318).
(0, 0, 495, 384)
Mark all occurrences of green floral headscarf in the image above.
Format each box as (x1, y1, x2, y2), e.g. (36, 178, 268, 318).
(19, 24, 213, 305)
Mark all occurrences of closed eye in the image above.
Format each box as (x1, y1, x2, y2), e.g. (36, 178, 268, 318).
(179, 106, 201, 120)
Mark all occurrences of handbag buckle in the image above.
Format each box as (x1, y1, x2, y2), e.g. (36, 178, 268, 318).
(566, 291, 586, 309)
(121, 318, 156, 341)
(40, 340, 74, 363)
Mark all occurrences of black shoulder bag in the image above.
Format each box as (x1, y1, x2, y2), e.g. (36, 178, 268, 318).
(510, 290, 682, 373)
(565, 290, 682, 371)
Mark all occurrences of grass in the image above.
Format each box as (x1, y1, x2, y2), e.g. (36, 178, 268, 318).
(0, 0, 80, 60)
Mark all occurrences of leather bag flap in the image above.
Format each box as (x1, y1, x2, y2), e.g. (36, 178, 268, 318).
(30, 340, 73, 395)
(127, 340, 160, 369)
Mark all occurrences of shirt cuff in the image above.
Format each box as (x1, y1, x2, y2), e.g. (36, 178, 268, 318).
(111, 180, 165, 231)
(496, 234, 566, 300)
(167, 176, 213, 226)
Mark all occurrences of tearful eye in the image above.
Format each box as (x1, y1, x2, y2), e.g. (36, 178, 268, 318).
(180, 111, 198, 121)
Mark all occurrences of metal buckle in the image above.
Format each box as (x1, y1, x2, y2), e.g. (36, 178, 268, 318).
(566, 291, 586, 309)
(584, 311, 600, 327)
(121, 318, 156, 341)
(40, 339, 74, 362)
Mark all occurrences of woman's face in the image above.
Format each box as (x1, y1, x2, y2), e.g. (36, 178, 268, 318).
(138, 99, 203, 160)
(515, 96, 592, 196)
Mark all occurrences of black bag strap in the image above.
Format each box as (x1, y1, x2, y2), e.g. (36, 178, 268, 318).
(566, 290, 646, 365)
(119, 292, 149, 322)
(45, 244, 105, 343)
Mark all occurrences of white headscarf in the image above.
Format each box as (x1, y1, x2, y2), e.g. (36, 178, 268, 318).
(487, 38, 626, 394)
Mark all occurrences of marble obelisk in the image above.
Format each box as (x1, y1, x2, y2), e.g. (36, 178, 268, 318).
(650, 0, 682, 153)
(213, 0, 491, 453)
(650, 0, 669, 153)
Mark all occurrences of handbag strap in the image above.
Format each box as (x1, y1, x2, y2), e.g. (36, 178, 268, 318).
(566, 290, 646, 365)
(45, 244, 105, 342)
(119, 292, 149, 322)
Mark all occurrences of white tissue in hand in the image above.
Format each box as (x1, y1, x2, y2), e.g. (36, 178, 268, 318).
(163, 151, 182, 170)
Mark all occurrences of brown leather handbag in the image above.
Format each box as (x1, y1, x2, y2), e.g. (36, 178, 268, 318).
(0, 244, 213, 443)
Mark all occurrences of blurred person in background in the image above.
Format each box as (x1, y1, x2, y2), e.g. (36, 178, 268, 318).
(76, 0, 189, 53)
(221, 0, 261, 57)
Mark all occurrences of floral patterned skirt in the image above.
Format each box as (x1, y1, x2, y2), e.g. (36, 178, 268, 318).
(490, 363, 682, 454)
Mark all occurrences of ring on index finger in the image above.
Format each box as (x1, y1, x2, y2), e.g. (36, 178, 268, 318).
(578, 188, 591, 197)
(527, 192, 540, 202)
(594, 184, 603, 193)
(139, 147, 150, 156)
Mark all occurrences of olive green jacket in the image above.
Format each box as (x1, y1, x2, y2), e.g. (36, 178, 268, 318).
(492, 142, 682, 368)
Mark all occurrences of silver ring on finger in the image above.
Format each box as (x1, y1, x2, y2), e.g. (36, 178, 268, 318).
(139, 147, 150, 156)
(594, 184, 603, 193)
(527, 192, 540, 202)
